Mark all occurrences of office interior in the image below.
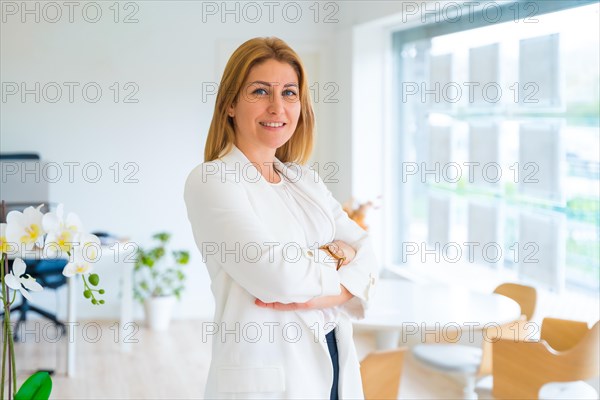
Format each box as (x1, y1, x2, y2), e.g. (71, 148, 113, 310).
(1, 0, 599, 398)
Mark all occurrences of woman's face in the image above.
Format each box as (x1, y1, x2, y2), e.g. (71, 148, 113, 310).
(229, 59, 301, 154)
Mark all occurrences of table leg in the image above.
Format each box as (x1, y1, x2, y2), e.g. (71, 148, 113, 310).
(67, 276, 76, 377)
(120, 262, 133, 352)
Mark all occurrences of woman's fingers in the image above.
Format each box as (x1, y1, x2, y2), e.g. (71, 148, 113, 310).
(255, 299, 310, 311)
(254, 285, 353, 311)
(332, 240, 356, 265)
(255, 299, 269, 307)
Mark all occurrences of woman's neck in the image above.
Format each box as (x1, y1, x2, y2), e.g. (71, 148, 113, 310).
(234, 142, 280, 183)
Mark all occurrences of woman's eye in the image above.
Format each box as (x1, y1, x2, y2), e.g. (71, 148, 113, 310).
(252, 88, 268, 96)
(283, 89, 298, 101)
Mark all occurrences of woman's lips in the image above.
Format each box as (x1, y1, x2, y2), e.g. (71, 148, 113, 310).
(259, 122, 286, 128)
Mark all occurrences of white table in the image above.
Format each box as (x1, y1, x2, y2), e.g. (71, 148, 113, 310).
(66, 242, 135, 376)
(354, 279, 521, 349)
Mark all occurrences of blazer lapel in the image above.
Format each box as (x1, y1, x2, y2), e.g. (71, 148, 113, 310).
(219, 145, 305, 244)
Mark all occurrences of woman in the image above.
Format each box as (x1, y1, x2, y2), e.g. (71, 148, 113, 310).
(184, 37, 378, 399)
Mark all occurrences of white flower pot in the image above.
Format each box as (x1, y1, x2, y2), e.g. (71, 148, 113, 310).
(144, 296, 176, 331)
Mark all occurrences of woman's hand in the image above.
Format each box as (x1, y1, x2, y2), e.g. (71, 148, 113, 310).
(255, 284, 353, 311)
(327, 240, 356, 266)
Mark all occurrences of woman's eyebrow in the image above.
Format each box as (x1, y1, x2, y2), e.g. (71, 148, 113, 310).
(248, 80, 298, 88)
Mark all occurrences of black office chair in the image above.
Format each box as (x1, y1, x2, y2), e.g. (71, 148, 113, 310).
(1, 153, 67, 340)
(0, 259, 68, 340)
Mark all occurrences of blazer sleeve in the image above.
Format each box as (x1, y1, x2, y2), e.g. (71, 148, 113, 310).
(311, 168, 379, 320)
(184, 163, 342, 304)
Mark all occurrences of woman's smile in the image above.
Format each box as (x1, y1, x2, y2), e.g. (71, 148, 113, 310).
(259, 121, 287, 129)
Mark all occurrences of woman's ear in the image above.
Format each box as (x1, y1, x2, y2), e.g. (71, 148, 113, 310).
(227, 104, 235, 117)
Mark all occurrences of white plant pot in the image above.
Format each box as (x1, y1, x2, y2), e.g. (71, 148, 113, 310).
(144, 296, 176, 331)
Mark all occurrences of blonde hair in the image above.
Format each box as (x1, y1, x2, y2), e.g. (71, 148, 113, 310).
(204, 37, 315, 164)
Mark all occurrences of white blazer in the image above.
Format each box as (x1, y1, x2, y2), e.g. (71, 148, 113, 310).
(184, 144, 378, 399)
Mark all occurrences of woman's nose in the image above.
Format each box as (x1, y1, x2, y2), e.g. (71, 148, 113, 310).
(267, 93, 285, 114)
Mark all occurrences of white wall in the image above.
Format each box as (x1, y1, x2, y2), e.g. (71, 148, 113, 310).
(1, 1, 411, 319)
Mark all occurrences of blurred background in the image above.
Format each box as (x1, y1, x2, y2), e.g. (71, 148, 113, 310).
(1, 0, 599, 398)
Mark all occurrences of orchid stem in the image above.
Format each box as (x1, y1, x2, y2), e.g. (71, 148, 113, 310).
(5, 289, 14, 400)
(7, 299, 15, 397)
(1, 254, 6, 400)
(1, 316, 6, 400)
(6, 312, 10, 400)
(1, 257, 17, 400)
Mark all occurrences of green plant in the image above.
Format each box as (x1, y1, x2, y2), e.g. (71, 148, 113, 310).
(133, 232, 189, 303)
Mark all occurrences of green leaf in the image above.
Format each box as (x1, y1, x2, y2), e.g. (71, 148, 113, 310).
(173, 250, 190, 265)
(153, 232, 170, 243)
(15, 371, 52, 400)
(141, 255, 155, 267)
(155, 247, 166, 259)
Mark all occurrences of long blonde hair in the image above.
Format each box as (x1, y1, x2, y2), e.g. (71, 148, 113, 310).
(204, 37, 315, 164)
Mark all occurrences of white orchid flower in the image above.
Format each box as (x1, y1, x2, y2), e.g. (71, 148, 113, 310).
(4, 258, 43, 301)
(62, 233, 101, 277)
(43, 203, 83, 255)
(5, 205, 45, 252)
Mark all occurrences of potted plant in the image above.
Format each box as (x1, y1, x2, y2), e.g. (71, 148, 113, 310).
(133, 232, 189, 331)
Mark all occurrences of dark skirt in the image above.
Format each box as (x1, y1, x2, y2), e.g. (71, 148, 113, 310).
(326, 329, 339, 400)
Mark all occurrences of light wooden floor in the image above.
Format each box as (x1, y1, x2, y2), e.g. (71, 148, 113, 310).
(7, 319, 472, 399)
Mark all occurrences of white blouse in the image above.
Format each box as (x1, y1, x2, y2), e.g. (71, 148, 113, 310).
(268, 169, 339, 334)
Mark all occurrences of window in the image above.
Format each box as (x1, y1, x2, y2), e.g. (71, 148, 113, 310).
(391, 1, 599, 293)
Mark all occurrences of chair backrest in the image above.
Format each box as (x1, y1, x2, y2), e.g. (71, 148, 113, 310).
(0, 155, 49, 218)
(493, 283, 537, 321)
(13, 259, 68, 291)
(360, 348, 407, 400)
(478, 283, 538, 376)
(540, 317, 590, 352)
(0, 153, 40, 160)
(492, 319, 600, 399)
(33, 259, 68, 289)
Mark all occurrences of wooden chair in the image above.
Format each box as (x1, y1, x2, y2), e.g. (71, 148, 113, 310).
(361, 348, 407, 400)
(477, 283, 537, 376)
(412, 283, 537, 399)
(494, 283, 537, 320)
(492, 318, 600, 399)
